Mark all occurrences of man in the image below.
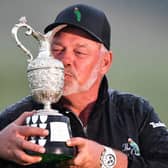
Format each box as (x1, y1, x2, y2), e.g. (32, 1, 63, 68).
(0, 4, 168, 168)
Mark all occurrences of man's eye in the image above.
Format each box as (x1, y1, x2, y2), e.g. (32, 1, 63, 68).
(52, 48, 63, 54)
(75, 50, 87, 56)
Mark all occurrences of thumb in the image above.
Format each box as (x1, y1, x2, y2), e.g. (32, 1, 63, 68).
(66, 137, 85, 147)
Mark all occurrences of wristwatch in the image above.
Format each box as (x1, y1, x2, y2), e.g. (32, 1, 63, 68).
(100, 146, 117, 168)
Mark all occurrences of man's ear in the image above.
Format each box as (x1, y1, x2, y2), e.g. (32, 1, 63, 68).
(101, 50, 113, 75)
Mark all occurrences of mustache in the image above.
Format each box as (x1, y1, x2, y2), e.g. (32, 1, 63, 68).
(64, 67, 77, 79)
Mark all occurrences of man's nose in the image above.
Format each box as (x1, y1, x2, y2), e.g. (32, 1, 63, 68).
(60, 50, 73, 66)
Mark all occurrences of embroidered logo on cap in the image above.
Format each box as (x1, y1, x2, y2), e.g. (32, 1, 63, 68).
(74, 7, 81, 22)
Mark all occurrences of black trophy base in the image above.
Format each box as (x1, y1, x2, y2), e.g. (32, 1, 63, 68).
(27, 142, 76, 163)
(25, 113, 76, 163)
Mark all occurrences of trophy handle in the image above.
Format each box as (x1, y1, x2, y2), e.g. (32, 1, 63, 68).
(11, 16, 48, 62)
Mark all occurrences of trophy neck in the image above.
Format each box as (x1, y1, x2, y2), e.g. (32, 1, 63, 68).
(44, 101, 52, 110)
(41, 102, 62, 116)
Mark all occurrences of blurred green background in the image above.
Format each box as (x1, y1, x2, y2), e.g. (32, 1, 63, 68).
(0, 0, 168, 125)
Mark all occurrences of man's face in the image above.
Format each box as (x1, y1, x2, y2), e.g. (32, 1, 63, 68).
(50, 27, 106, 96)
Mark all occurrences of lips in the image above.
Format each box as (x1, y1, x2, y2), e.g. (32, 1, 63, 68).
(64, 72, 74, 81)
(64, 72, 73, 77)
(64, 67, 77, 81)
(64, 69, 76, 78)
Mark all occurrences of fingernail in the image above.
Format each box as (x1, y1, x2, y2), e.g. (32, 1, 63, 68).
(43, 130, 49, 135)
(66, 139, 71, 146)
(37, 157, 42, 162)
(39, 147, 45, 153)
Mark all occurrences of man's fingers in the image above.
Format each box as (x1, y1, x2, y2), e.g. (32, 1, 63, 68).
(18, 125, 49, 137)
(66, 137, 85, 147)
(14, 149, 42, 165)
(16, 138, 46, 154)
(14, 111, 36, 125)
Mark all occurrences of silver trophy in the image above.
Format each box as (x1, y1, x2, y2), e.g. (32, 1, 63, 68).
(11, 17, 75, 163)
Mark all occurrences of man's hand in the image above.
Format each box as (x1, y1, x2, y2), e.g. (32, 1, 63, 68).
(0, 111, 49, 165)
(66, 137, 104, 168)
(66, 137, 128, 168)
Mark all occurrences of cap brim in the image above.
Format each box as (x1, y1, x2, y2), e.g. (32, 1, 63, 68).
(44, 22, 103, 44)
